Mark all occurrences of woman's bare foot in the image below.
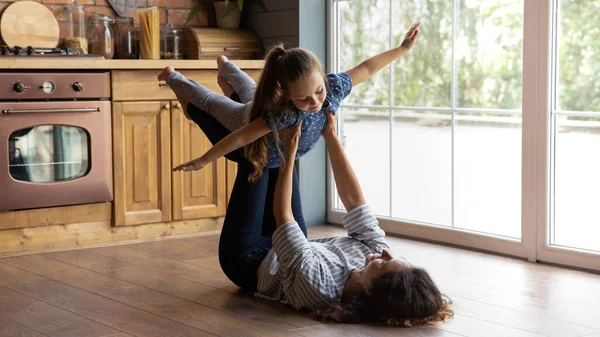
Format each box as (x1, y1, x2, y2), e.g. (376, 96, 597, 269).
(158, 66, 175, 82)
(216, 55, 235, 97)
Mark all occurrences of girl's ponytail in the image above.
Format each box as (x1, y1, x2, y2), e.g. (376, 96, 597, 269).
(244, 44, 287, 181)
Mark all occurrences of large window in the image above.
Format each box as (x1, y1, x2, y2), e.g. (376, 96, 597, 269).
(550, 0, 600, 253)
(328, 0, 600, 271)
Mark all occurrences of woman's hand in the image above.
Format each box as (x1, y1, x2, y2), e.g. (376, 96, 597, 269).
(281, 121, 303, 163)
(322, 111, 337, 140)
(287, 121, 302, 146)
(173, 156, 207, 172)
(400, 22, 420, 50)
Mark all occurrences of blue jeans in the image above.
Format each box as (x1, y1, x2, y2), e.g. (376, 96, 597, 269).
(186, 96, 306, 291)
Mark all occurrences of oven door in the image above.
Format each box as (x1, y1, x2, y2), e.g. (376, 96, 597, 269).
(0, 100, 113, 211)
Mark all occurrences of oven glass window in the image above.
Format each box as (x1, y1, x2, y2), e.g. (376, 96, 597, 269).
(9, 125, 91, 182)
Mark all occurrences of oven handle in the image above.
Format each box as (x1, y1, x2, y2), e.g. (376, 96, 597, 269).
(1, 107, 101, 115)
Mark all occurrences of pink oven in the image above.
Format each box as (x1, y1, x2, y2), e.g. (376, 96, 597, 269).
(0, 71, 113, 211)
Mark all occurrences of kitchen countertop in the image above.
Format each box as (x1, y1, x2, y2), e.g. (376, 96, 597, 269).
(0, 59, 264, 70)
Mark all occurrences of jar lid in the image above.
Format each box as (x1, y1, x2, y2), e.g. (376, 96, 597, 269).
(91, 12, 114, 23)
(114, 16, 134, 24)
(138, 6, 159, 13)
(163, 24, 183, 34)
(64, 3, 85, 11)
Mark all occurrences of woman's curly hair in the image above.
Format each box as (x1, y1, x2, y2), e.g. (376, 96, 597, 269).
(312, 267, 454, 326)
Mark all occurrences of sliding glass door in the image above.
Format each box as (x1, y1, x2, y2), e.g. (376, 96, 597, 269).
(327, 0, 600, 272)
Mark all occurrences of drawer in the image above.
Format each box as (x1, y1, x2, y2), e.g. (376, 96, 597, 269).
(111, 69, 262, 101)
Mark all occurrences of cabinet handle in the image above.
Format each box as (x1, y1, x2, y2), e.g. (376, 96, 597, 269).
(176, 103, 182, 109)
(163, 104, 170, 110)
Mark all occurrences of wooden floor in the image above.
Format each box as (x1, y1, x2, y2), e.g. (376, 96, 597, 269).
(1, 225, 599, 337)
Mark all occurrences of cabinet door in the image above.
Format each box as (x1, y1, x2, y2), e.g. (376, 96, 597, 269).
(171, 101, 226, 220)
(113, 101, 172, 226)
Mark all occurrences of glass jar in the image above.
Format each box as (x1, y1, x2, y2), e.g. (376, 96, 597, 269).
(89, 13, 115, 59)
(64, 4, 88, 54)
(138, 7, 160, 59)
(114, 17, 139, 59)
(161, 25, 183, 60)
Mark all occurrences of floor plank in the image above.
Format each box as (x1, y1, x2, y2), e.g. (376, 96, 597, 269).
(451, 296, 596, 337)
(0, 318, 50, 337)
(185, 256, 222, 271)
(0, 263, 215, 337)
(477, 293, 600, 330)
(86, 245, 238, 292)
(438, 314, 545, 337)
(2, 255, 299, 337)
(174, 236, 220, 254)
(127, 240, 215, 261)
(291, 323, 464, 337)
(0, 284, 120, 337)
(47, 249, 319, 331)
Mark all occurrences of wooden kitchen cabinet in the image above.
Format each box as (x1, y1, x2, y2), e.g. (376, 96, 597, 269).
(113, 100, 228, 226)
(111, 68, 261, 226)
(171, 100, 227, 220)
(112, 101, 172, 226)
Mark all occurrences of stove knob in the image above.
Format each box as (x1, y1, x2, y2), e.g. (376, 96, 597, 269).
(72, 82, 84, 92)
(12, 82, 25, 93)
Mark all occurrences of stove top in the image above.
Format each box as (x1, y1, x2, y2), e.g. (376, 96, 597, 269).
(0, 45, 104, 58)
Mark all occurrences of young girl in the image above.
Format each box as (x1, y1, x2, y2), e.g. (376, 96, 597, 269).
(158, 22, 420, 181)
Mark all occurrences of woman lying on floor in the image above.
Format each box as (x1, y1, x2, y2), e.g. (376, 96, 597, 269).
(175, 82, 453, 325)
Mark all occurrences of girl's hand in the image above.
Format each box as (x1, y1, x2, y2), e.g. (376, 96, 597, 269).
(158, 66, 175, 82)
(400, 22, 420, 50)
(173, 156, 207, 172)
(322, 111, 337, 139)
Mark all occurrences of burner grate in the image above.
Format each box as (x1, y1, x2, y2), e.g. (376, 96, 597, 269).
(0, 45, 86, 56)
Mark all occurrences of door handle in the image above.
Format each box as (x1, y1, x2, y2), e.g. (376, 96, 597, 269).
(1, 107, 101, 115)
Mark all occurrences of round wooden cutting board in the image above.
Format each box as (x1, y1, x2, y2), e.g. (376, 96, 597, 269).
(0, 1, 60, 48)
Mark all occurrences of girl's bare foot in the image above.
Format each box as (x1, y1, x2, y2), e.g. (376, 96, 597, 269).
(217, 55, 229, 69)
(158, 66, 175, 82)
(216, 55, 235, 97)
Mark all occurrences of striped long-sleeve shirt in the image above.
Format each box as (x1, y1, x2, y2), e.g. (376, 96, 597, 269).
(256, 204, 390, 311)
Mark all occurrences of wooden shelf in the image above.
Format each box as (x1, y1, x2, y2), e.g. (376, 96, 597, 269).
(0, 58, 264, 70)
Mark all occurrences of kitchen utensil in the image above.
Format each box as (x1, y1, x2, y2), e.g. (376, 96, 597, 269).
(0, 1, 60, 49)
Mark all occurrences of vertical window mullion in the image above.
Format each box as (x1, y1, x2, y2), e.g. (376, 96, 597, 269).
(451, 0, 458, 227)
(389, 0, 394, 217)
(550, 0, 559, 246)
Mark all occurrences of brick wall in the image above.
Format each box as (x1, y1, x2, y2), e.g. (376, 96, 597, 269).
(0, 0, 209, 45)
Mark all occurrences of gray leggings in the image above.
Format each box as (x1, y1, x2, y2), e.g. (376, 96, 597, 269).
(166, 62, 256, 132)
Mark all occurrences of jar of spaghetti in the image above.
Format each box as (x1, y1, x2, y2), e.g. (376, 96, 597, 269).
(138, 7, 160, 59)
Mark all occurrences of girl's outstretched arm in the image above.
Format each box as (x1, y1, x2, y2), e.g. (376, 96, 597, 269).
(345, 22, 420, 87)
(173, 118, 271, 171)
